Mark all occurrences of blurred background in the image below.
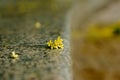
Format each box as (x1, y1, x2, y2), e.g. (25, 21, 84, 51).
(0, 0, 72, 17)
(71, 0, 120, 80)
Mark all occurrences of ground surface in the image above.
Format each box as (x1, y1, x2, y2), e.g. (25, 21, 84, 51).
(0, 1, 72, 80)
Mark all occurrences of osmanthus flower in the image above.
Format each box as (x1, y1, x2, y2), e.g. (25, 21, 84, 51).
(56, 36, 63, 44)
(47, 36, 64, 49)
(47, 40, 53, 47)
(35, 22, 41, 29)
(10, 51, 19, 59)
(50, 43, 55, 49)
(54, 37, 64, 49)
(47, 40, 54, 49)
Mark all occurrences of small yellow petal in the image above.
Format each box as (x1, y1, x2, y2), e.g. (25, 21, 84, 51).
(47, 40, 53, 46)
(35, 22, 41, 29)
(10, 51, 19, 59)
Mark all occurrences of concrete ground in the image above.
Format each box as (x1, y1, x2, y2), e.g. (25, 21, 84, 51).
(0, 1, 72, 80)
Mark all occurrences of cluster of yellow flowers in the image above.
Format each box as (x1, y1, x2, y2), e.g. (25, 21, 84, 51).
(47, 36, 64, 49)
(85, 22, 120, 40)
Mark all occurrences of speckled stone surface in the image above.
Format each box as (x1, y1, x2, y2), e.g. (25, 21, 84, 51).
(0, 8, 71, 80)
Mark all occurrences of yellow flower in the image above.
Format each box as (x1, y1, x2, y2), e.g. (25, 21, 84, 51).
(55, 39, 64, 49)
(51, 43, 55, 49)
(47, 40, 53, 47)
(35, 22, 41, 29)
(53, 40, 59, 49)
(56, 36, 63, 43)
(58, 44, 64, 49)
(47, 36, 64, 49)
(10, 51, 19, 59)
(54, 36, 64, 49)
